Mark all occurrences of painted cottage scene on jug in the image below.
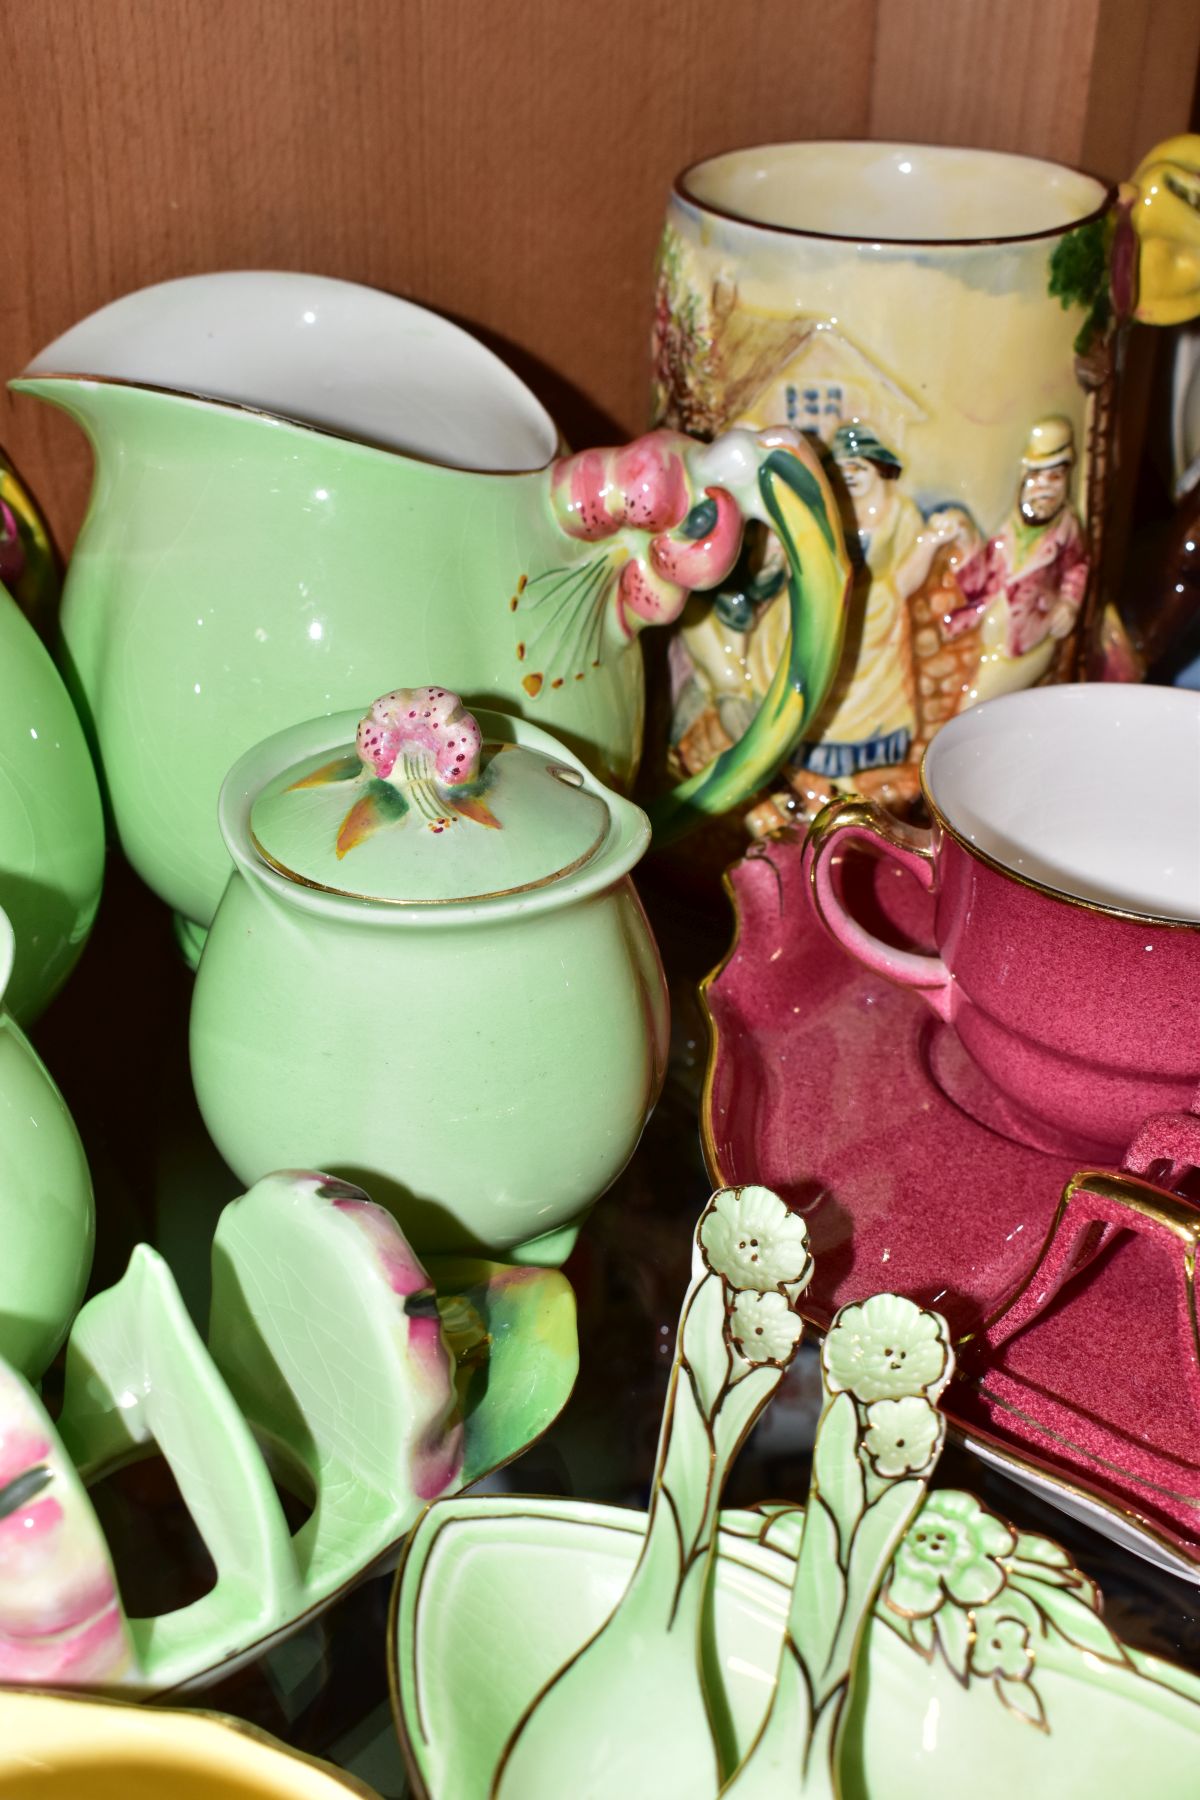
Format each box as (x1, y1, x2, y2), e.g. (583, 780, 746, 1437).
(652, 198, 1110, 818)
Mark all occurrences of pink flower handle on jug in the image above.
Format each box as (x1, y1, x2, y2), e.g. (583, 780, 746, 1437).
(539, 427, 854, 840)
(802, 794, 956, 1022)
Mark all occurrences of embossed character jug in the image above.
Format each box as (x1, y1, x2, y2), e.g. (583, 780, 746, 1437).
(653, 135, 1200, 820)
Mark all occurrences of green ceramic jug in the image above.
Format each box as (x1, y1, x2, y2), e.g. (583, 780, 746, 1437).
(0, 581, 105, 1023)
(0, 905, 93, 1378)
(14, 272, 850, 959)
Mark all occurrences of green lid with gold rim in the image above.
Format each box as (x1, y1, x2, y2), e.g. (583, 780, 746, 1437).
(248, 686, 610, 905)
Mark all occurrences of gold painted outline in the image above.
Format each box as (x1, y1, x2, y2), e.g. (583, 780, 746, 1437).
(674, 142, 1116, 250)
(12, 370, 559, 476)
(483, 1220, 812, 1798)
(955, 1432, 1200, 1574)
(386, 1469, 1193, 1797)
(250, 826, 608, 906)
(920, 767, 1200, 930)
(250, 749, 609, 904)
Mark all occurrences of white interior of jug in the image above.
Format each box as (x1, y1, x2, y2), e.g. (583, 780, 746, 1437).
(24, 271, 558, 473)
(680, 142, 1109, 243)
(924, 684, 1200, 922)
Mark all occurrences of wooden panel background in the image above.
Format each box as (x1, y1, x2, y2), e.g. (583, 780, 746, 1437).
(3, 0, 1198, 550)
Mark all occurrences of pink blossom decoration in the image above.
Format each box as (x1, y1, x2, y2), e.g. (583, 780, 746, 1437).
(356, 687, 483, 788)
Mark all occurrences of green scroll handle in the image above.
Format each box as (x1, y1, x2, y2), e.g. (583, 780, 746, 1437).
(529, 427, 853, 842)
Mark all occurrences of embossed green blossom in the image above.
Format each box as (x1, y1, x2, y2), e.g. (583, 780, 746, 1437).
(729, 1289, 804, 1364)
(886, 1491, 1016, 1618)
(822, 1294, 950, 1404)
(700, 1186, 812, 1294)
(971, 1607, 1034, 1682)
(863, 1395, 942, 1478)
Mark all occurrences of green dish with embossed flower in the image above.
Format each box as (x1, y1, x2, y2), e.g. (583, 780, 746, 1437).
(391, 1186, 1200, 1799)
(393, 1493, 1200, 1800)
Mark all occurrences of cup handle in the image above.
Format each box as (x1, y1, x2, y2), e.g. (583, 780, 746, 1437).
(802, 794, 955, 1022)
(979, 1167, 1200, 1365)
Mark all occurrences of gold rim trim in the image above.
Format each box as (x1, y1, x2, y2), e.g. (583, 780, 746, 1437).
(968, 1382, 1200, 1509)
(920, 766, 1200, 931)
(386, 1494, 809, 1800)
(698, 837, 791, 1187)
(967, 1168, 1200, 1347)
(250, 822, 608, 906)
(953, 1427, 1200, 1573)
(13, 369, 558, 477)
(674, 141, 1116, 250)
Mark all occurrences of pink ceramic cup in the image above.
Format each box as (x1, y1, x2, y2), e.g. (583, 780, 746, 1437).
(802, 683, 1200, 1161)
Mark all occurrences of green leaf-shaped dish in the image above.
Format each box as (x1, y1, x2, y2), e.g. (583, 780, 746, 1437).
(391, 1496, 1200, 1800)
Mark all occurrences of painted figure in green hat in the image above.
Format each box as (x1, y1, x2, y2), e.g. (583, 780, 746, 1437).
(670, 421, 929, 789)
(807, 422, 928, 755)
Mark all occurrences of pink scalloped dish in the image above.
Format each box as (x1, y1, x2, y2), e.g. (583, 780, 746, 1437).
(701, 831, 1200, 1576)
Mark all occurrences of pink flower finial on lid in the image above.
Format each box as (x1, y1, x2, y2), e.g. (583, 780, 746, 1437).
(281, 686, 500, 859)
(356, 687, 484, 789)
(340, 686, 497, 846)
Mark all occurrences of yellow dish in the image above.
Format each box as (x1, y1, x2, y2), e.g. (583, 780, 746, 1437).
(0, 1688, 377, 1799)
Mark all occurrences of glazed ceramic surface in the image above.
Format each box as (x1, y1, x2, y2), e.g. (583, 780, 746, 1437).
(804, 683, 1200, 1159)
(958, 1144, 1200, 1578)
(394, 1205, 1192, 1799)
(494, 1187, 816, 1797)
(0, 580, 104, 1023)
(0, 1688, 379, 1798)
(653, 136, 1200, 818)
(401, 1188, 979, 1799)
(0, 905, 93, 1379)
(190, 697, 669, 1263)
(0, 1169, 576, 1693)
(15, 272, 850, 938)
(702, 832, 1200, 1572)
(393, 1495, 1200, 1800)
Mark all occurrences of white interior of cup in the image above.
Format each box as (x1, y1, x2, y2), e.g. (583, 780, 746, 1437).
(924, 685, 1200, 922)
(24, 272, 558, 473)
(680, 142, 1108, 242)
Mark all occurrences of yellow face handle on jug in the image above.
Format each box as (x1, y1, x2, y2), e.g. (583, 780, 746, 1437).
(1125, 132, 1200, 327)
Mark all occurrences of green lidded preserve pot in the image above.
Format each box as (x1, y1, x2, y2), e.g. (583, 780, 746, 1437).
(189, 687, 669, 1264)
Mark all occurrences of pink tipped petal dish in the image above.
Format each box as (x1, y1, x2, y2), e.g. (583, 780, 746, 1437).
(701, 833, 1200, 1578)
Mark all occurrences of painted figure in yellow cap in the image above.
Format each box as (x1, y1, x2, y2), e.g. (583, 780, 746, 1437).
(943, 416, 1089, 702)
